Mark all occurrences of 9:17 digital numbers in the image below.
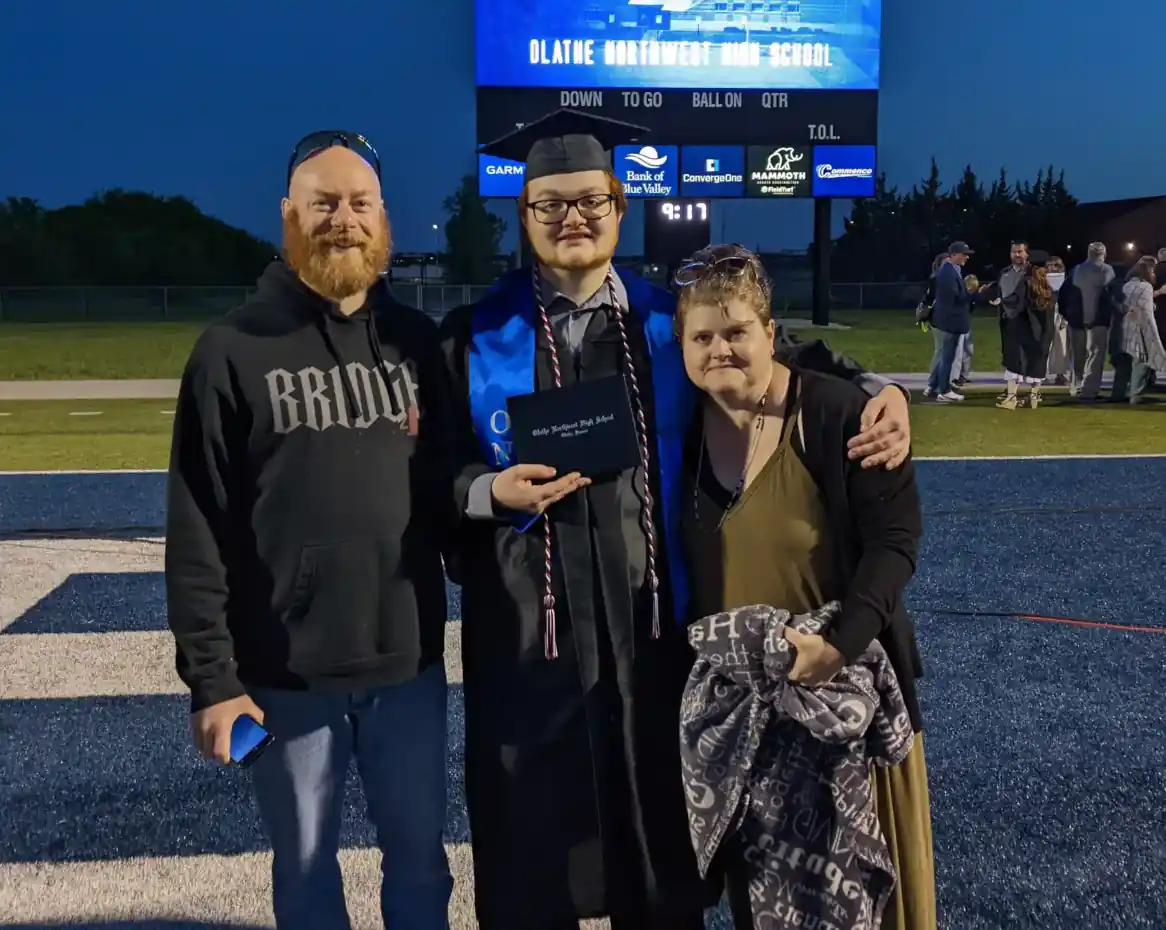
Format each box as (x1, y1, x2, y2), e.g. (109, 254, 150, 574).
(660, 202, 709, 222)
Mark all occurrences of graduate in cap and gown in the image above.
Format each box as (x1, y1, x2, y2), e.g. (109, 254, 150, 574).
(438, 109, 915, 930)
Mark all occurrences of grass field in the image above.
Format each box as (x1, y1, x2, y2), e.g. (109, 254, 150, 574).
(0, 393, 1161, 472)
(0, 312, 1016, 381)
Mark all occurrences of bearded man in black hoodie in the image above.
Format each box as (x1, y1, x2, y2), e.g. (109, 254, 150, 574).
(165, 132, 455, 930)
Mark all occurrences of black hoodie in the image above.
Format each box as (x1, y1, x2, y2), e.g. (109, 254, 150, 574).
(165, 260, 455, 712)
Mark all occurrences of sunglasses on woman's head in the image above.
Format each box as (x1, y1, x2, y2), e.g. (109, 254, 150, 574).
(673, 244, 758, 287)
(286, 130, 381, 187)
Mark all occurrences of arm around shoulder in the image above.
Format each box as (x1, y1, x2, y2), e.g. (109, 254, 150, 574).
(780, 329, 906, 401)
(823, 411, 923, 663)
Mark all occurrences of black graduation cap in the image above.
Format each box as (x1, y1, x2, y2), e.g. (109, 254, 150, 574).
(477, 108, 650, 183)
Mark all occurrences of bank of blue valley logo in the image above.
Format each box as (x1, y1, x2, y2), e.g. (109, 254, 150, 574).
(625, 146, 668, 169)
(616, 144, 678, 197)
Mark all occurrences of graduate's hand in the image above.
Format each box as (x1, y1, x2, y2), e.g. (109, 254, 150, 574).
(847, 386, 910, 470)
(491, 465, 590, 515)
(783, 628, 845, 687)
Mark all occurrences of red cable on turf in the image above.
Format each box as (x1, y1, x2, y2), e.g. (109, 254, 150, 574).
(1014, 613, 1166, 635)
(927, 608, 1166, 635)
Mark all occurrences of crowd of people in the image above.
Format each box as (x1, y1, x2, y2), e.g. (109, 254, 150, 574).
(921, 239, 1166, 406)
(163, 116, 934, 930)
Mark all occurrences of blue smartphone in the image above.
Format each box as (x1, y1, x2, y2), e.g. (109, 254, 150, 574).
(229, 714, 274, 767)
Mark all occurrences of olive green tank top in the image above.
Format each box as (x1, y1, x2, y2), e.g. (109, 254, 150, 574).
(681, 401, 846, 621)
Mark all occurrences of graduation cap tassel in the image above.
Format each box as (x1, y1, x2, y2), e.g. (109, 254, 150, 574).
(606, 273, 662, 641)
(543, 589, 559, 659)
(533, 265, 564, 660)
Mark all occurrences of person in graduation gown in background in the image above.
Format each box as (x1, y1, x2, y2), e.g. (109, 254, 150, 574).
(437, 108, 916, 930)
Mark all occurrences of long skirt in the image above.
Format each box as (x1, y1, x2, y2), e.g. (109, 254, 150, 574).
(873, 734, 938, 930)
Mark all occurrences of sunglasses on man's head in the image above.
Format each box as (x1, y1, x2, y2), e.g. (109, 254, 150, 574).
(673, 243, 758, 287)
(286, 130, 381, 187)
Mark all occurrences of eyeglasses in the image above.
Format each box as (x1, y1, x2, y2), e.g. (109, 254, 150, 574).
(526, 194, 616, 225)
(286, 131, 381, 187)
(673, 243, 758, 287)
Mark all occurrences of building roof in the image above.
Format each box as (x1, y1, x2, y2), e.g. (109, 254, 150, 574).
(1075, 195, 1166, 224)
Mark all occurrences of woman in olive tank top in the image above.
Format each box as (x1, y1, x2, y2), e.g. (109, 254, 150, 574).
(672, 245, 936, 930)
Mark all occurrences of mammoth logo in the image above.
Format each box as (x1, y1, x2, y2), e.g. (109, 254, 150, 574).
(766, 147, 804, 172)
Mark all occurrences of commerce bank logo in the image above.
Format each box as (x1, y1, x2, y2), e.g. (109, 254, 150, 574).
(811, 145, 877, 198)
(478, 154, 526, 198)
(615, 144, 679, 198)
(816, 164, 872, 180)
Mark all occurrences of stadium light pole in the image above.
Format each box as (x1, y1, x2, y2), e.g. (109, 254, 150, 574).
(811, 197, 833, 327)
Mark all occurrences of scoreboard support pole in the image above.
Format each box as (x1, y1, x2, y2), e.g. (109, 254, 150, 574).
(811, 198, 833, 327)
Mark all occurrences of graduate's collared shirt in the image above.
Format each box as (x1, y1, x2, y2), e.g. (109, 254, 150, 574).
(541, 270, 629, 357)
(464, 270, 630, 520)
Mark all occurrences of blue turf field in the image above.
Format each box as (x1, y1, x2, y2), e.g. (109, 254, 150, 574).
(1, 458, 1164, 929)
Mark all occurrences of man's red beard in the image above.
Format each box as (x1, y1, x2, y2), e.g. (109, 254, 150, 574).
(283, 206, 392, 301)
(530, 227, 617, 272)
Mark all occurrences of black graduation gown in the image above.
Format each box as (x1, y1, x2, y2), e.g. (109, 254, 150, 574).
(440, 296, 888, 930)
(1000, 278, 1054, 379)
(441, 297, 711, 929)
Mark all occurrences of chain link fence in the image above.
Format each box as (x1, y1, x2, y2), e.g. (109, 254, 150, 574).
(0, 280, 928, 323)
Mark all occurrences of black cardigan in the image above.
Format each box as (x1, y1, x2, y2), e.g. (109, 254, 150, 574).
(694, 366, 927, 731)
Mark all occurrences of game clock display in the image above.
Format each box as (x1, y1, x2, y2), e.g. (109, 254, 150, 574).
(657, 201, 709, 224)
(643, 199, 711, 267)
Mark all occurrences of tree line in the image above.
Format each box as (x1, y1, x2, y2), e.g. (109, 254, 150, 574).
(0, 178, 507, 288)
(0, 191, 277, 286)
(832, 159, 1087, 281)
(0, 163, 1088, 287)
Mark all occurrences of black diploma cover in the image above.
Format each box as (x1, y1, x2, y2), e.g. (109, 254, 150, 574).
(506, 375, 642, 477)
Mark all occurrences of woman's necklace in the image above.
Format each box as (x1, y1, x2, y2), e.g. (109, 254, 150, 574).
(694, 384, 770, 531)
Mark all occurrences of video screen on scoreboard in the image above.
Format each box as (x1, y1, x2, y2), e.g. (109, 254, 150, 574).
(474, 0, 881, 91)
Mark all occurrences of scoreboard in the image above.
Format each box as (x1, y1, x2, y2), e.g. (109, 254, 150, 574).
(643, 199, 711, 267)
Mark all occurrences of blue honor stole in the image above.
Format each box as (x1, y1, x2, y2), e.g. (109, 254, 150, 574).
(465, 268, 694, 625)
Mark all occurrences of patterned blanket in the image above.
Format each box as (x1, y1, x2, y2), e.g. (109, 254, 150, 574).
(680, 601, 915, 930)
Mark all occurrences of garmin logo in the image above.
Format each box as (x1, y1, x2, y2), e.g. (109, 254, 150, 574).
(486, 164, 525, 176)
(816, 164, 873, 180)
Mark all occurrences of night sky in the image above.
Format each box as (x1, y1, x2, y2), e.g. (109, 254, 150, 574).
(1, 0, 1157, 256)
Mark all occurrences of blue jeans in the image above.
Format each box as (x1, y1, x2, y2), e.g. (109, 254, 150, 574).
(952, 333, 973, 381)
(250, 662, 452, 930)
(926, 329, 962, 395)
